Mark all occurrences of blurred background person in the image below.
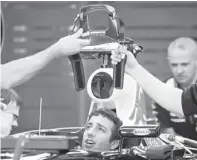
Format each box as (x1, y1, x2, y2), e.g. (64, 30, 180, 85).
(1, 89, 22, 137)
(153, 37, 197, 140)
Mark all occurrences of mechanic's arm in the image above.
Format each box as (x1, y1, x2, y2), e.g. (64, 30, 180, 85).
(1, 29, 90, 89)
(1, 47, 57, 89)
(111, 47, 184, 117)
(126, 64, 184, 117)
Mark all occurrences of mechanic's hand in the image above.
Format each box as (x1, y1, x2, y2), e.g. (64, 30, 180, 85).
(111, 46, 139, 73)
(52, 28, 91, 56)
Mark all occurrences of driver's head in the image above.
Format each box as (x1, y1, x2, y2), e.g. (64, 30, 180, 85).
(1, 89, 22, 137)
(82, 108, 122, 151)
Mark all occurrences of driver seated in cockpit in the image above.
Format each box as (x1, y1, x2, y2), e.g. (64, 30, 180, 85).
(1, 108, 123, 160)
(81, 108, 122, 151)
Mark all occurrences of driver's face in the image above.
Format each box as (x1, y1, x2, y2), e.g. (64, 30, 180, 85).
(82, 115, 114, 151)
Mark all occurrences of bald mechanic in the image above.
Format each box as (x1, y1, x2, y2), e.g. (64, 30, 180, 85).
(153, 37, 197, 140)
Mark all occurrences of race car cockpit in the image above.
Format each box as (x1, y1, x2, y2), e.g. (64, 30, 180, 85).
(1, 124, 197, 160)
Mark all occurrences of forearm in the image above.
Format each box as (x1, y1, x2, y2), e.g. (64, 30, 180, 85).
(1, 45, 58, 89)
(126, 65, 184, 117)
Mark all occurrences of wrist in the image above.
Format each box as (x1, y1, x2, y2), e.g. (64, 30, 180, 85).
(37, 44, 60, 63)
(126, 63, 143, 79)
(127, 63, 141, 73)
(48, 42, 61, 58)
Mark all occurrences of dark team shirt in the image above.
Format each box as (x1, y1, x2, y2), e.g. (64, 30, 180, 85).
(153, 79, 197, 140)
(182, 83, 197, 116)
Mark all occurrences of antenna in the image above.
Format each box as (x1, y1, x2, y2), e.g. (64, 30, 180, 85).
(38, 97, 43, 136)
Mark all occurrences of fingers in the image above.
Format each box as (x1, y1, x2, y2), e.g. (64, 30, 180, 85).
(72, 28, 83, 38)
(81, 31, 91, 38)
(118, 44, 127, 50)
(72, 28, 91, 38)
(111, 50, 122, 59)
(72, 28, 91, 46)
(118, 46, 131, 56)
(111, 55, 121, 62)
(78, 38, 91, 46)
(111, 56, 120, 65)
(111, 61, 118, 65)
(111, 50, 122, 65)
